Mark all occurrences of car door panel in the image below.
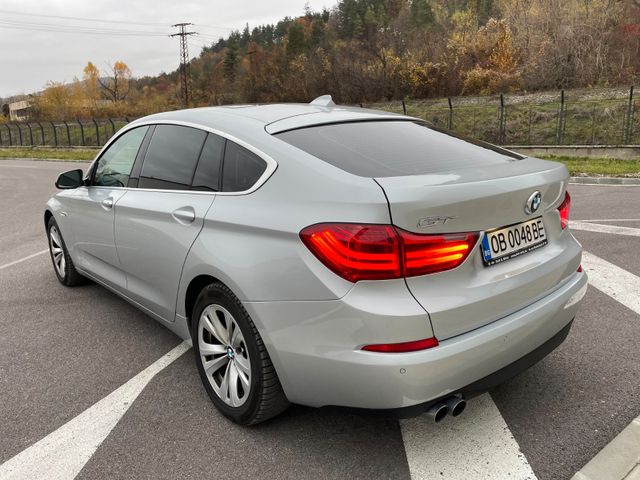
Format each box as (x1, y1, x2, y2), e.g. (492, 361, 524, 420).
(114, 191, 215, 321)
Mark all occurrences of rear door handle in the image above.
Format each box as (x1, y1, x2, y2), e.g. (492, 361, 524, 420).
(172, 206, 196, 224)
(101, 197, 114, 210)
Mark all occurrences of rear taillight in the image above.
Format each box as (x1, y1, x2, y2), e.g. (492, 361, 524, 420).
(300, 223, 478, 282)
(362, 337, 439, 353)
(558, 191, 571, 229)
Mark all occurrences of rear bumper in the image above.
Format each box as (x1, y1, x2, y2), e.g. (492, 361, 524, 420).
(246, 270, 587, 410)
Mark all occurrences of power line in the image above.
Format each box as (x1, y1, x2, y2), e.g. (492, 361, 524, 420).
(170, 23, 196, 107)
(0, 9, 171, 27)
(0, 19, 169, 36)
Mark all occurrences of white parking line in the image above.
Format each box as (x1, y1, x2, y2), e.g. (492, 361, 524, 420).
(577, 219, 640, 223)
(582, 251, 640, 315)
(571, 221, 640, 237)
(402, 250, 640, 480)
(0, 342, 190, 480)
(0, 250, 48, 271)
(401, 394, 537, 480)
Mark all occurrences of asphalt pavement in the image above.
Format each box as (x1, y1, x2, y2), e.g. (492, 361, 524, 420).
(0, 159, 638, 480)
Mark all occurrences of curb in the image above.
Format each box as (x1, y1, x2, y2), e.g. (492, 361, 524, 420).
(571, 416, 640, 480)
(570, 176, 640, 185)
(0, 157, 92, 163)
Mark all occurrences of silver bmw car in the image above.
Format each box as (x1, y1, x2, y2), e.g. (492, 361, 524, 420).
(45, 97, 587, 425)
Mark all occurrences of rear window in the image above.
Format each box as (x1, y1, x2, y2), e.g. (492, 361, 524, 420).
(275, 121, 522, 177)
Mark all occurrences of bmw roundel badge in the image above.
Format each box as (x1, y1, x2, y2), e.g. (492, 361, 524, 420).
(525, 191, 542, 215)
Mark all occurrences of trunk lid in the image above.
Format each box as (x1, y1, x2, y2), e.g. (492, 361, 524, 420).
(376, 157, 579, 340)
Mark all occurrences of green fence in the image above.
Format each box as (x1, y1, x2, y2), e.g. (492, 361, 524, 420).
(0, 118, 132, 147)
(369, 87, 638, 146)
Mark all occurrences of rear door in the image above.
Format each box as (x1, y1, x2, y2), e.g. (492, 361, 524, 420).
(114, 125, 221, 321)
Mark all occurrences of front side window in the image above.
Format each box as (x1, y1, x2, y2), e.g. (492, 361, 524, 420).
(93, 126, 148, 187)
(222, 141, 267, 192)
(139, 125, 207, 190)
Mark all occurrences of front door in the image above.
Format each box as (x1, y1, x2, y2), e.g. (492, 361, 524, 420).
(65, 125, 149, 289)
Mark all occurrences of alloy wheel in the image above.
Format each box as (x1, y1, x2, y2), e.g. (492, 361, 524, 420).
(198, 304, 251, 407)
(49, 225, 66, 279)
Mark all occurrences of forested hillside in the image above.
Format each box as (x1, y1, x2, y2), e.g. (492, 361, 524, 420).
(5, 0, 640, 120)
(180, 0, 640, 105)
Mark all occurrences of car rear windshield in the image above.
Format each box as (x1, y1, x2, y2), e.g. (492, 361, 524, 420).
(274, 121, 522, 177)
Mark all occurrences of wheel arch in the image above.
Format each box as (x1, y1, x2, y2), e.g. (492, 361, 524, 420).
(44, 209, 54, 230)
(184, 274, 222, 330)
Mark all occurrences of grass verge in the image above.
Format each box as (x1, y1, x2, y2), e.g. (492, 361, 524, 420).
(0, 147, 96, 161)
(540, 155, 640, 177)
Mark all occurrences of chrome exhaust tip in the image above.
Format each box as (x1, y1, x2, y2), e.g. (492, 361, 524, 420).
(426, 402, 449, 423)
(445, 395, 466, 417)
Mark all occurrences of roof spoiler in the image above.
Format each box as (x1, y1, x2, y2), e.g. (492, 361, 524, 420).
(310, 95, 336, 107)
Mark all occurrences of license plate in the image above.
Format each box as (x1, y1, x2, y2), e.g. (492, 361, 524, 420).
(481, 217, 547, 266)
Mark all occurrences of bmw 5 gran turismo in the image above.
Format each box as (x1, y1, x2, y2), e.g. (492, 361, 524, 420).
(45, 96, 587, 425)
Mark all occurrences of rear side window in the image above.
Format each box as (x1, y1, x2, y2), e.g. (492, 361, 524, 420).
(191, 133, 225, 191)
(139, 125, 207, 190)
(222, 142, 267, 192)
(275, 121, 521, 177)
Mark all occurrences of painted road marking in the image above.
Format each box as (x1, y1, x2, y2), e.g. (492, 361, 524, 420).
(402, 250, 640, 480)
(0, 250, 48, 272)
(582, 251, 640, 315)
(577, 219, 640, 223)
(0, 342, 190, 480)
(571, 221, 640, 237)
(401, 394, 536, 480)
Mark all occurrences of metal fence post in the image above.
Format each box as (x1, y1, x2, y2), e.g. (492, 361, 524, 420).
(527, 106, 533, 144)
(50, 121, 58, 146)
(498, 94, 506, 144)
(92, 118, 100, 146)
(27, 123, 34, 146)
(447, 98, 454, 130)
(63, 120, 71, 146)
(78, 119, 85, 146)
(591, 106, 597, 145)
(624, 85, 634, 144)
(108, 118, 116, 137)
(556, 90, 565, 145)
(16, 123, 23, 146)
(402, 98, 407, 115)
(5, 124, 12, 146)
(37, 122, 45, 145)
(124, 117, 130, 123)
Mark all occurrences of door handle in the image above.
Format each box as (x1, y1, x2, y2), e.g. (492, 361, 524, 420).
(101, 197, 114, 210)
(172, 207, 196, 224)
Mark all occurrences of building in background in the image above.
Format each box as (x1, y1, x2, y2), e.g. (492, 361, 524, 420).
(9, 100, 32, 121)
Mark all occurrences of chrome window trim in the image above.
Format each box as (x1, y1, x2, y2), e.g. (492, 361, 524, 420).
(89, 119, 278, 196)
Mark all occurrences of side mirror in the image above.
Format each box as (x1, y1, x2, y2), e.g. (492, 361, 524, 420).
(55, 169, 84, 189)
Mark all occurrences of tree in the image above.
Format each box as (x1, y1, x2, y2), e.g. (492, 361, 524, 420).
(98, 61, 132, 102)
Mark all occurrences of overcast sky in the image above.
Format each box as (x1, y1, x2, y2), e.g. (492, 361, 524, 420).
(0, 0, 335, 98)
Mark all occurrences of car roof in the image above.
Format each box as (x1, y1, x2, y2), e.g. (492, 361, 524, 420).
(134, 103, 415, 136)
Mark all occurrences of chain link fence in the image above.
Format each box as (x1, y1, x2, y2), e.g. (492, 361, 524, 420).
(1, 88, 637, 147)
(0, 118, 131, 148)
(369, 86, 638, 146)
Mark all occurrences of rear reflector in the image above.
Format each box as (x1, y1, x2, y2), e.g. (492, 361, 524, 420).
(300, 223, 478, 282)
(362, 337, 439, 353)
(558, 191, 571, 229)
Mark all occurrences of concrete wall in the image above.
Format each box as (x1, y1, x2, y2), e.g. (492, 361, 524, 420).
(506, 145, 640, 160)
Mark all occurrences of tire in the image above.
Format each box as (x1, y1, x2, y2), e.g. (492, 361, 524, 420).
(191, 282, 289, 425)
(47, 217, 86, 286)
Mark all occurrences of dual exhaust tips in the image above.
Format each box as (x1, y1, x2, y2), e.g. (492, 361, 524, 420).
(426, 395, 467, 423)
